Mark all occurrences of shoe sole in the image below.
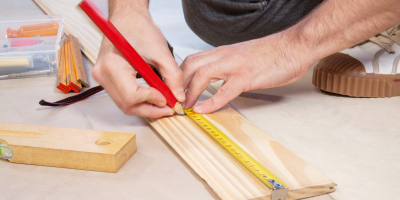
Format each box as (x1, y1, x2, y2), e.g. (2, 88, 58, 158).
(312, 53, 400, 97)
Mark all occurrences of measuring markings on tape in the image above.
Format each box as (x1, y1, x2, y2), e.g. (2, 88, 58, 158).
(184, 108, 288, 200)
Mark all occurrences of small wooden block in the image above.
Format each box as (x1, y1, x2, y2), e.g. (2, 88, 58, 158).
(0, 122, 136, 172)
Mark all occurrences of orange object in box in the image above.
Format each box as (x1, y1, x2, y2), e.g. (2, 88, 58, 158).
(6, 22, 58, 38)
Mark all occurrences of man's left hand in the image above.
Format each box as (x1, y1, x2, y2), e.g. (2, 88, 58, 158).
(181, 33, 315, 114)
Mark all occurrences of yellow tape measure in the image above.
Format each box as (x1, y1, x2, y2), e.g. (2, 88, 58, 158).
(184, 108, 287, 191)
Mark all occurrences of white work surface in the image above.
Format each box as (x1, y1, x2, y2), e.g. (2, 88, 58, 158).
(1, 0, 399, 200)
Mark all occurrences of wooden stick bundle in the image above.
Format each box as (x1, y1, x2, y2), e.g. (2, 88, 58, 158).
(56, 34, 89, 93)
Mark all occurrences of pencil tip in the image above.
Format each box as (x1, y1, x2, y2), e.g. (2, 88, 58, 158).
(173, 103, 185, 116)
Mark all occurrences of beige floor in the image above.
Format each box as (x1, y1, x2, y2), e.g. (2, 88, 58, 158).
(1, 0, 399, 200)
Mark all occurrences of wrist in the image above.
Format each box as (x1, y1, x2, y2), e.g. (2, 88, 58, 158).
(287, 23, 339, 65)
(108, 10, 155, 39)
(109, 9, 151, 25)
(108, 0, 149, 20)
(269, 28, 319, 72)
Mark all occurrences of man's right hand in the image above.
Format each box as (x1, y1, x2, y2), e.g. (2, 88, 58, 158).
(92, 11, 185, 118)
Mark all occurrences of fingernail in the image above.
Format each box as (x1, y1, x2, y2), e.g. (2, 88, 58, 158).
(193, 104, 202, 113)
(181, 101, 186, 109)
(177, 88, 185, 102)
(169, 109, 175, 116)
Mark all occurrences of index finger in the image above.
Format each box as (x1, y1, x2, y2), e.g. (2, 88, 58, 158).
(152, 44, 185, 102)
(193, 78, 244, 114)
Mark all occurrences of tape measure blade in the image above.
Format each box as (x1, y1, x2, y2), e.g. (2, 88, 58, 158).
(184, 109, 287, 189)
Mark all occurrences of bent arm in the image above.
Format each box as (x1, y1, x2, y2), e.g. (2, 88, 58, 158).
(181, 0, 400, 113)
(287, 0, 400, 64)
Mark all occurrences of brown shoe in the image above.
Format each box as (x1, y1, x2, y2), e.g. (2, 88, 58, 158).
(313, 23, 400, 97)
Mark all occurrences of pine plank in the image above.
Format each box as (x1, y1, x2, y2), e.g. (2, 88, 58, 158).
(32, 0, 336, 199)
(148, 104, 335, 200)
(0, 122, 136, 172)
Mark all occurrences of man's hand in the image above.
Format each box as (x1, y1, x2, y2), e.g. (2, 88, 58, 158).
(181, 33, 313, 114)
(93, 10, 185, 118)
(182, 0, 400, 114)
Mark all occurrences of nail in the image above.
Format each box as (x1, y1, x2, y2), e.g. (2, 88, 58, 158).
(181, 101, 186, 109)
(169, 109, 175, 116)
(177, 88, 185, 102)
(193, 104, 202, 113)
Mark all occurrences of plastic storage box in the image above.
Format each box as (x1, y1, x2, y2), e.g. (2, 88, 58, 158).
(0, 15, 63, 79)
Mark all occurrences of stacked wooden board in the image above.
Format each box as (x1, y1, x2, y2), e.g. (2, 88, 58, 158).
(33, 0, 336, 199)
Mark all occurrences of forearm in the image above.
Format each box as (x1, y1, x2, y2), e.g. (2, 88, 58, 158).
(108, 0, 150, 21)
(285, 0, 400, 64)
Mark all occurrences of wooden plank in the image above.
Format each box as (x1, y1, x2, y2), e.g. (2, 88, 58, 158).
(32, 0, 336, 199)
(0, 122, 136, 172)
(148, 101, 335, 200)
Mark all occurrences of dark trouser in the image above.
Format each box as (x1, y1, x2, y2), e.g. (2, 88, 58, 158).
(182, 0, 324, 46)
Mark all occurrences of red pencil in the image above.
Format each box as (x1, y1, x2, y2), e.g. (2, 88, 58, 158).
(79, 0, 184, 115)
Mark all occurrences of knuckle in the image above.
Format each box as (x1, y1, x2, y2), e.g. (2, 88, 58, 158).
(91, 67, 102, 82)
(180, 62, 189, 73)
(198, 65, 212, 76)
(216, 87, 230, 98)
(121, 94, 138, 108)
(121, 108, 130, 115)
(186, 54, 196, 61)
(183, 57, 197, 69)
(118, 104, 131, 115)
(237, 64, 253, 76)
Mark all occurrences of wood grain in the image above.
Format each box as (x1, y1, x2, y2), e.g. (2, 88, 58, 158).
(148, 104, 335, 200)
(32, 0, 336, 199)
(0, 122, 136, 172)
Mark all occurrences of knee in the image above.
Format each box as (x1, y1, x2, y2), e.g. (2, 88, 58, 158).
(182, 0, 269, 46)
(182, 0, 324, 46)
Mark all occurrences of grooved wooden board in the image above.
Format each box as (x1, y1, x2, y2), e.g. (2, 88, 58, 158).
(148, 104, 335, 200)
(33, 0, 336, 199)
(0, 122, 136, 172)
